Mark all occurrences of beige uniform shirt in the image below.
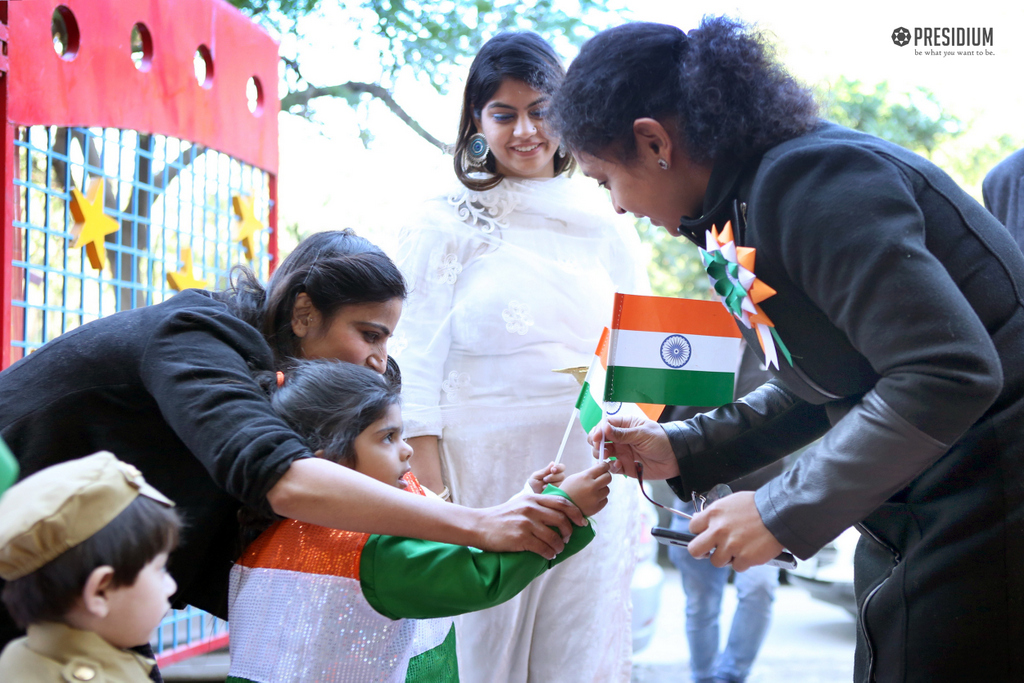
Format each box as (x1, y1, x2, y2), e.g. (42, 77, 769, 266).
(0, 622, 154, 682)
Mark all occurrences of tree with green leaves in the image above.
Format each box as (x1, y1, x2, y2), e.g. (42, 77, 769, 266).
(228, 0, 615, 151)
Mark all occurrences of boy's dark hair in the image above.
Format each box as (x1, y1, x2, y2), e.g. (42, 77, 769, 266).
(454, 31, 576, 190)
(1, 496, 180, 628)
(551, 17, 820, 165)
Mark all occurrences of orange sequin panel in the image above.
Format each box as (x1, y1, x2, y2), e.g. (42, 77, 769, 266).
(237, 520, 370, 579)
(402, 471, 425, 496)
(237, 473, 429, 578)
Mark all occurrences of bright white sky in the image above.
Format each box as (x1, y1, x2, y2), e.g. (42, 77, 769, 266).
(275, 0, 1024, 255)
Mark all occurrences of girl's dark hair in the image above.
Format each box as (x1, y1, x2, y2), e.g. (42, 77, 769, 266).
(257, 359, 401, 469)
(551, 17, 819, 165)
(454, 31, 576, 191)
(2, 496, 181, 628)
(237, 358, 403, 548)
(219, 230, 407, 364)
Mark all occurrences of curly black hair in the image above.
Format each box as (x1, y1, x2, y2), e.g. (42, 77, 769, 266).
(550, 17, 819, 165)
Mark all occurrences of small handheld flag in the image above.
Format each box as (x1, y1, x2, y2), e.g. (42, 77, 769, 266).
(576, 328, 663, 434)
(554, 328, 664, 465)
(605, 294, 741, 407)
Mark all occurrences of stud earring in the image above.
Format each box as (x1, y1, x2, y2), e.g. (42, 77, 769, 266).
(466, 133, 490, 168)
(658, 159, 669, 170)
(557, 142, 567, 160)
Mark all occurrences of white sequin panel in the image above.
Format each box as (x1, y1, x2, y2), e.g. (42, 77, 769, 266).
(228, 565, 453, 682)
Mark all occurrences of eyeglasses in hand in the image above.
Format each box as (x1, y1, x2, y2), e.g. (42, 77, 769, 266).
(634, 460, 733, 520)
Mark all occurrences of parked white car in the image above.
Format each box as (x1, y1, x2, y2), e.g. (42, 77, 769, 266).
(786, 526, 859, 616)
(630, 494, 665, 652)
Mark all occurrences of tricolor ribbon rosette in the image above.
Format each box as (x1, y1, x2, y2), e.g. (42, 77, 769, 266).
(699, 222, 793, 370)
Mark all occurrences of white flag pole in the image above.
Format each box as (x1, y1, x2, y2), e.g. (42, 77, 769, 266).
(598, 403, 608, 461)
(553, 408, 578, 466)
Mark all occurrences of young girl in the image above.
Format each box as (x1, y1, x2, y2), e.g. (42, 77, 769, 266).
(226, 359, 609, 683)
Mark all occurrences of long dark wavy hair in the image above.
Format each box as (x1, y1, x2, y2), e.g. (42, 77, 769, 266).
(218, 230, 407, 365)
(550, 17, 819, 165)
(454, 32, 576, 191)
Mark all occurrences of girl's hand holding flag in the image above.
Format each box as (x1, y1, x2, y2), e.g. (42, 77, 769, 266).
(559, 461, 614, 517)
(528, 462, 567, 493)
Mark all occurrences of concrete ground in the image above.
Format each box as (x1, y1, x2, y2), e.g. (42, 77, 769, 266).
(633, 567, 856, 683)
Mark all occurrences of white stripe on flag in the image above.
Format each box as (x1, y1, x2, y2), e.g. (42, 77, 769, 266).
(610, 330, 741, 373)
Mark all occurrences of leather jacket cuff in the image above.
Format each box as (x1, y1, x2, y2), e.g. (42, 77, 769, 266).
(665, 380, 830, 501)
(755, 390, 949, 559)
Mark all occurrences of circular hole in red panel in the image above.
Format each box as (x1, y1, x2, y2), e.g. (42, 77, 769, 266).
(194, 45, 214, 89)
(130, 23, 153, 72)
(246, 76, 264, 116)
(51, 6, 80, 60)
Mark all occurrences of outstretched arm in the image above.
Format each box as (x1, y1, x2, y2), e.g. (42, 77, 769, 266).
(269, 458, 585, 560)
(360, 487, 596, 620)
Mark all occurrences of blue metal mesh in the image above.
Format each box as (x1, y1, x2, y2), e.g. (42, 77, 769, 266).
(12, 124, 277, 654)
(12, 124, 272, 361)
(151, 605, 229, 656)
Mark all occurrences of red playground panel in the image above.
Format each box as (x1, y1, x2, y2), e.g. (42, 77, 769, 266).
(0, 0, 280, 664)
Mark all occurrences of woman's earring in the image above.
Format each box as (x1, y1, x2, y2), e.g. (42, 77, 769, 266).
(658, 159, 669, 170)
(557, 142, 567, 160)
(466, 133, 490, 168)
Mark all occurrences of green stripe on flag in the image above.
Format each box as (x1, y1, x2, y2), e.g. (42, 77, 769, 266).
(576, 381, 604, 433)
(605, 366, 734, 407)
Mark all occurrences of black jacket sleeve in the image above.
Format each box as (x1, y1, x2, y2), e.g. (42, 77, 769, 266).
(664, 378, 830, 503)
(749, 143, 1001, 556)
(138, 296, 312, 510)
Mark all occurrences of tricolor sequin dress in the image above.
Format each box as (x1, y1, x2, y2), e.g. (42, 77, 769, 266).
(226, 474, 593, 683)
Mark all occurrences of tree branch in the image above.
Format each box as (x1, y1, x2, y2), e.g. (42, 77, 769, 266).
(281, 81, 451, 153)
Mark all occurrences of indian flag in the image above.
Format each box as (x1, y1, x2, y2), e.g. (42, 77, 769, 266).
(576, 328, 664, 433)
(605, 294, 741, 407)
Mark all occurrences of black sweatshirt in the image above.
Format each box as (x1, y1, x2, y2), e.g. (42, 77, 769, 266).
(0, 290, 312, 625)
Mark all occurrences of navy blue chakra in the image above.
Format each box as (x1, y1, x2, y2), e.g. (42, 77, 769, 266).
(604, 402, 623, 415)
(660, 334, 692, 368)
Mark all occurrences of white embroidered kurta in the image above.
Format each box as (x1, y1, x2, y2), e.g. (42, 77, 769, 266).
(393, 175, 650, 683)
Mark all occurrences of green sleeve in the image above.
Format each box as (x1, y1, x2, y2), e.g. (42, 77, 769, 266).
(361, 485, 595, 620)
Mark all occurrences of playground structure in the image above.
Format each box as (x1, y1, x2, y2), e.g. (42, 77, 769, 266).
(0, 0, 279, 664)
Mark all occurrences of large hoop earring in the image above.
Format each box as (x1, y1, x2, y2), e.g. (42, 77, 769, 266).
(465, 133, 490, 168)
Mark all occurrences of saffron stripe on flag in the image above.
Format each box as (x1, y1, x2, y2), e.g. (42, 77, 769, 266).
(612, 294, 741, 337)
(605, 365, 735, 407)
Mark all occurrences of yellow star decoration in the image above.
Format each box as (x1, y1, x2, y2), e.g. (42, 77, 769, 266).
(167, 248, 208, 291)
(232, 194, 263, 262)
(70, 178, 119, 270)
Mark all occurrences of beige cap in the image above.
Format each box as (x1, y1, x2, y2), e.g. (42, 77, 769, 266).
(0, 451, 174, 581)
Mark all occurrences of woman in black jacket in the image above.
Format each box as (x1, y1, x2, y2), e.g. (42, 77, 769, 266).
(552, 17, 1024, 682)
(0, 229, 583, 649)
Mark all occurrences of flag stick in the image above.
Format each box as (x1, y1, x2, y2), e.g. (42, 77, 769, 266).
(598, 404, 607, 461)
(553, 407, 578, 466)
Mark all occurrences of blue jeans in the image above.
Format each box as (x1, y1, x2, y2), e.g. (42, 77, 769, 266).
(667, 509, 778, 683)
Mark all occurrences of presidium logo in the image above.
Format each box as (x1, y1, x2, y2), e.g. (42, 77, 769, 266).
(891, 25, 995, 56)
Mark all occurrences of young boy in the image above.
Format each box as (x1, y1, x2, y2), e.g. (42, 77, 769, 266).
(0, 451, 180, 682)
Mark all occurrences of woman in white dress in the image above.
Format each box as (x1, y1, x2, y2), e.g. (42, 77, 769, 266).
(393, 32, 650, 683)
